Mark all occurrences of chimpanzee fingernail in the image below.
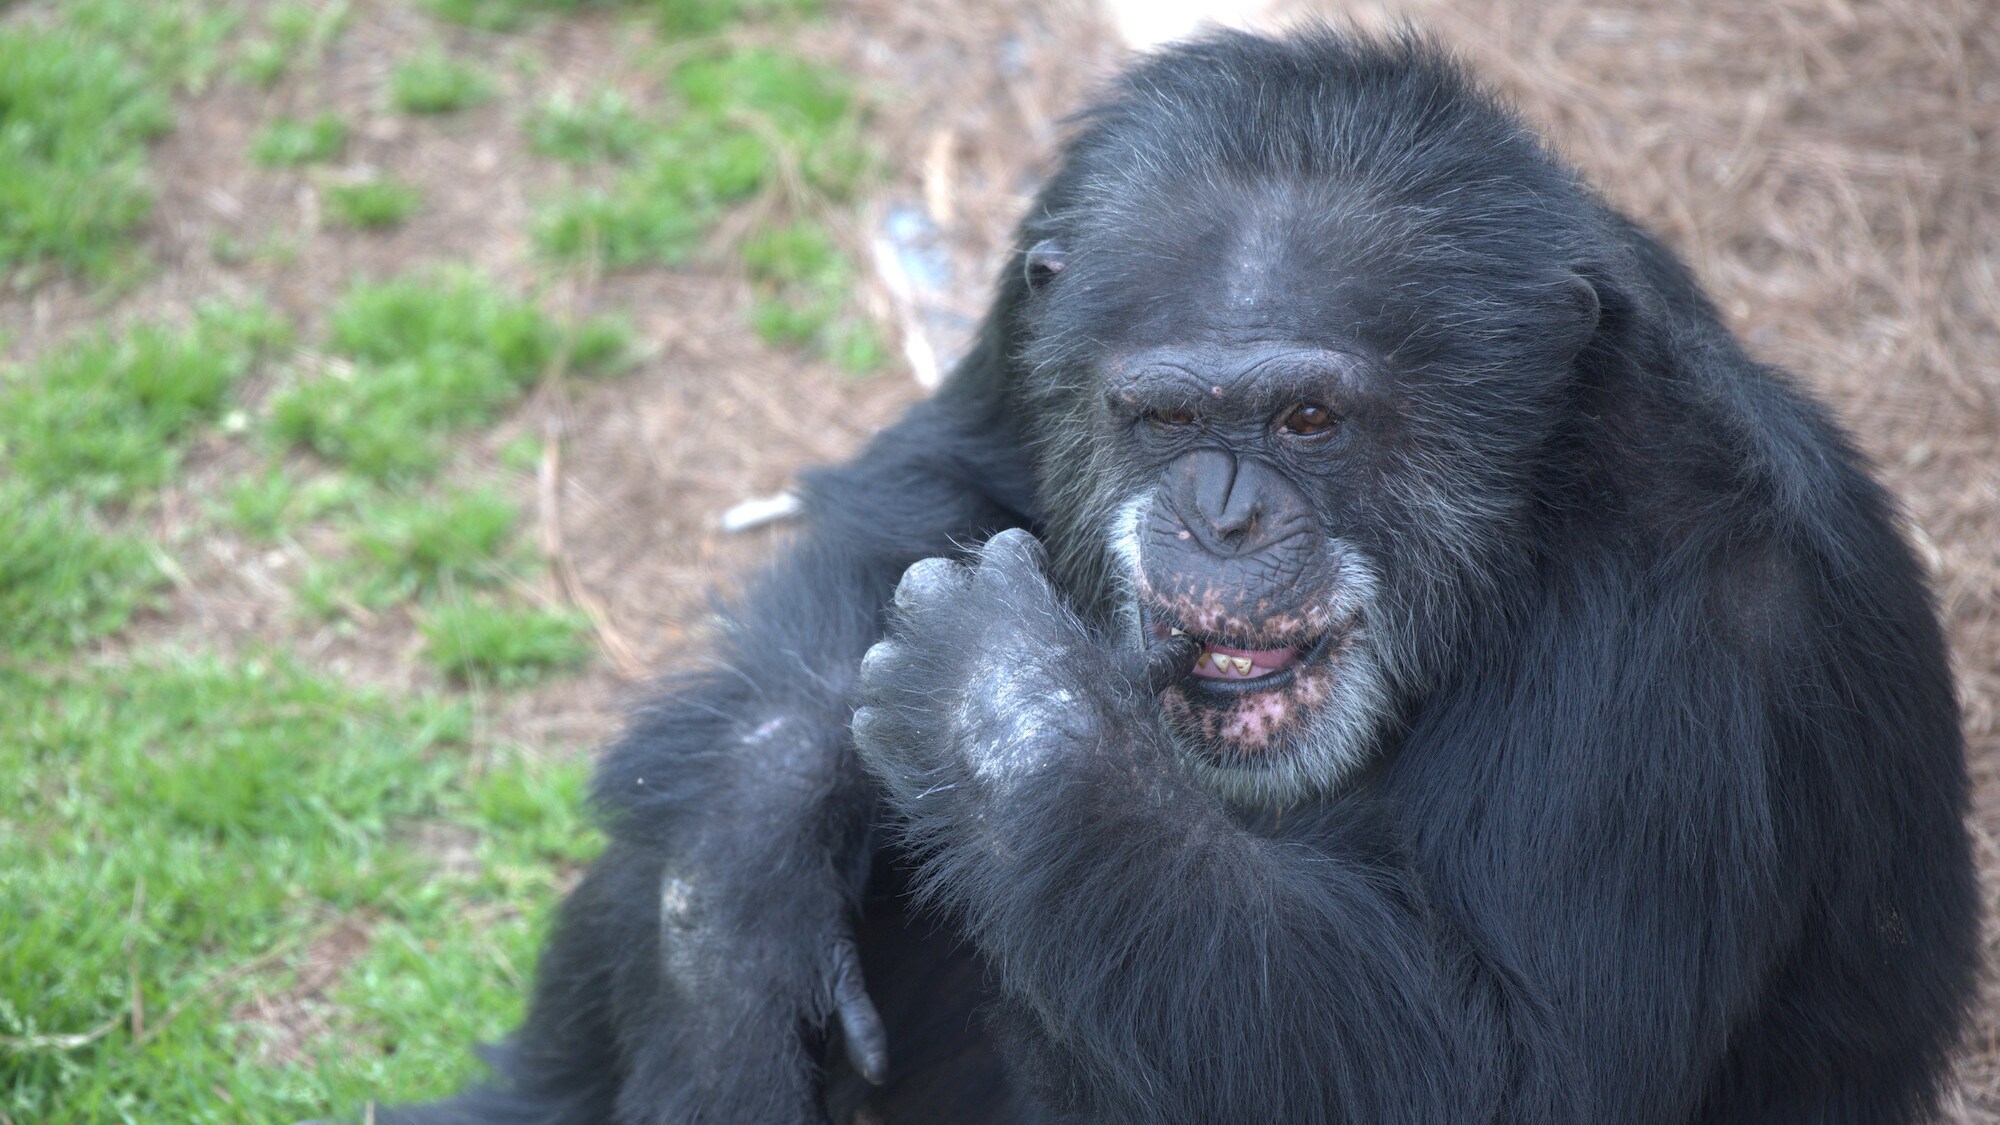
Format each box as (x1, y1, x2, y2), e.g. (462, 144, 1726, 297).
(1142, 634, 1201, 693)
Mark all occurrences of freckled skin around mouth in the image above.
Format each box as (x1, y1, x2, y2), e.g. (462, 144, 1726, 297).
(1159, 642, 1343, 757)
(1139, 573, 1353, 759)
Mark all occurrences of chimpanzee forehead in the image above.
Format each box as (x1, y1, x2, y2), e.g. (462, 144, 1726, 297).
(1058, 176, 1408, 352)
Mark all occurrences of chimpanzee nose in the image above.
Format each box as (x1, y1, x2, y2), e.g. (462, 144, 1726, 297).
(1162, 449, 1293, 556)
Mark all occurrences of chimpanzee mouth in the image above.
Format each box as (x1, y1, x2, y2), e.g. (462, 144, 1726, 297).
(1142, 609, 1337, 696)
(1123, 577, 1390, 791)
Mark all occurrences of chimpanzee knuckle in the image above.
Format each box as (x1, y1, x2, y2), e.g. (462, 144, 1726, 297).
(855, 641, 906, 701)
(854, 709, 942, 787)
(979, 527, 1048, 573)
(893, 557, 966, 614)
(849, 706, 892, 757)
(973, 554, 1053, 612)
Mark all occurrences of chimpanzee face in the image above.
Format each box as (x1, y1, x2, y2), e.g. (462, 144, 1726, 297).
(1098, 341, 1396, 799)
(1015, 176, 1597, 802)
(1015, 207, 1408, 800)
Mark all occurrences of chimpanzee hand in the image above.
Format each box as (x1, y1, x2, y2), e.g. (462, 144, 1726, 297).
(624, 855, 885, 1124)
(851, 529, 1196, 823)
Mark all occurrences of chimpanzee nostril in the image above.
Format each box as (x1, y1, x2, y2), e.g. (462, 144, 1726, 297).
(1213, 503, 1260, 547)
(1161, 449, 1300, 558)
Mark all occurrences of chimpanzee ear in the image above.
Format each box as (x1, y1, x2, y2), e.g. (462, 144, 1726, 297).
(1564, 271, 1601, 337)
(1023, 239, 1067, 290)
(1553, 270, 1605, 359)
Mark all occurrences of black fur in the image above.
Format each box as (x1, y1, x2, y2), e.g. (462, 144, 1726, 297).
(365, 29, 1977, 1125)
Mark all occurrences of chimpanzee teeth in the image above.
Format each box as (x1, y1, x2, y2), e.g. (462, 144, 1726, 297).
(1170, 627, 1187, 636)
(1193, 652, 1267, 677)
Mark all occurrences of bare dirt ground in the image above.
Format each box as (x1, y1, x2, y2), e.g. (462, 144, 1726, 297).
(11, 0, 1993, 1113)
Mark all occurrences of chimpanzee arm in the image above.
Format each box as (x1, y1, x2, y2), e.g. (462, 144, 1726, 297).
(555, 367, 1032, 1123)
(852, 531, 1791, 1124)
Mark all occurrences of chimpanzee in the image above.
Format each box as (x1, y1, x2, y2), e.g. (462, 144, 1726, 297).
(367, 27, 1978, 1125)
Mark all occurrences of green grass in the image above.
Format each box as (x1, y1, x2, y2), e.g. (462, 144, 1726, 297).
(326, 270, 622, 372)
(422, 600, 592, 685)
(674, 47, 867, 193)
(348, 488, 519, 599)
(566, 318, 635, 372)
(58, 0, 243, 93)
(533, 123, 769, 265)
(521, 37, 880, 359)
(215, 471, 365, 542)
(654, 0, 755, 34)
(524, 40, 886, 345)
(749, 289, 837, 345)
(269, 271, 628, 480)
(0, 483, 161, 656)
(656, 0, 823, 34)
(0, 301, 291, 501)
(327, 178, 424, 229)
(739, 218, 885, 373)
(821, 316, 887, 374)
(526, 89, 647, 163)
(422, 0, 819, 34)
(533, 47, 865, 267)
(251, 112, 350, 166)
(237, 39, 292, 86)
(238, 0, 351, 87)
(392, 50, 494, 114)
(740, 216, 841, 286)
(533, 183, 706, 266)
(423, 0, 545, 32)
(272, 485, 525, 616)
(267, 354, 502, 479)
(498, 433, 546, 472)
(673, 46, 845, 136)
(0, 25, 172, 277)
(0, 655, 599, 1123)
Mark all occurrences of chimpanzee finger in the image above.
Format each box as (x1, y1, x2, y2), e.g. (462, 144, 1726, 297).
(856, 640, 906, 701)
(1140, 633, 1202, 693)
(970, 529, 1054, 603)
(849, 706, 901, 767)
(850, 704, 946, 805)
(831, 937, 888, 1086)
(976, 528, 1048, 574)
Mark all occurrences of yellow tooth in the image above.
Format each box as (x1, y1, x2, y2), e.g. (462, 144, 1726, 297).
(1230, 656, 1252, 674)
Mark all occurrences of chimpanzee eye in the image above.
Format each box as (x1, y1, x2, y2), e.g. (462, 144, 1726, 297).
(1147, 407, 1198, 428)
(1279, 403, 1339, 436)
